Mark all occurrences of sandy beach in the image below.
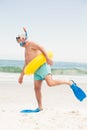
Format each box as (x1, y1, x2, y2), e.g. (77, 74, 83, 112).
(0, 72, 87, 130)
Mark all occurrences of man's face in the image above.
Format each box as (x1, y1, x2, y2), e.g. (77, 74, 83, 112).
(17, 38, 26, 47)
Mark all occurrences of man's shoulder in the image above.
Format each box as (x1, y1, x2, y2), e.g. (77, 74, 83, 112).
(28, 41, 39, 46)
(27, 40, 34, 44)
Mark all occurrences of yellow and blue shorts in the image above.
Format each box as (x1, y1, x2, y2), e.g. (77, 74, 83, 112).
(34, 63, 51, 80)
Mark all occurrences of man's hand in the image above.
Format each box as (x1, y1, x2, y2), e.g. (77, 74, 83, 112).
(18, 75, 23, 84)
(46, 58, 53, 65)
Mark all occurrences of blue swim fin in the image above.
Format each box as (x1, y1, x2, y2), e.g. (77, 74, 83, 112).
(20, 109, 33, 113)
(70, 81, 86, 101)
(20, 108, 40, 113)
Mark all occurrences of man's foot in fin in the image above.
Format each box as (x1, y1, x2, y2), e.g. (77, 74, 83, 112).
(70, 80, 86, 101)
(32, 108, 41, 112)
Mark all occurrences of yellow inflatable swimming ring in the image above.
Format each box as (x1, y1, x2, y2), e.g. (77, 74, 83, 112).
(24, 51, 53, 75)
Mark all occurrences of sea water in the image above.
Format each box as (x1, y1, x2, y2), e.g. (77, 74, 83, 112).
(0, 59, 87, 75)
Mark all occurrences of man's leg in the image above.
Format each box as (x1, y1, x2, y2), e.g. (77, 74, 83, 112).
(45, 74, 72, 87)
(34, 80, 43, 110)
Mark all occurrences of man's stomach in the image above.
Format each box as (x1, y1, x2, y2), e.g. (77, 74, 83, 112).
(25, 51, 41, 64)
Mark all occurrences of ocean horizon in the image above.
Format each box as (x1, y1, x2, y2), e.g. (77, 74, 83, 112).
(0, 59, 87, 75)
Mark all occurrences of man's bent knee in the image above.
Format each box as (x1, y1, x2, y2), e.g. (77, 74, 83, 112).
(45, 75, 54, 87)
(46, 80, 54, 87)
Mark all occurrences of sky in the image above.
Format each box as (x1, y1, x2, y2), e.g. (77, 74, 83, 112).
(0, 0, 87, 63)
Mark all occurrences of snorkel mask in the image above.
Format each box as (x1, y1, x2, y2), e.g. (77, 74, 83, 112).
(16, 36, 26, 47)
(16, 29, 28, 47)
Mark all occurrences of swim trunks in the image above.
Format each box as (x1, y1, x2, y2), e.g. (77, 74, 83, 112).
(34, 63, 51, 80)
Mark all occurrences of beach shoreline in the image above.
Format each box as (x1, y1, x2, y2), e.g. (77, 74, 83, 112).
(0, 72, 87, 130)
